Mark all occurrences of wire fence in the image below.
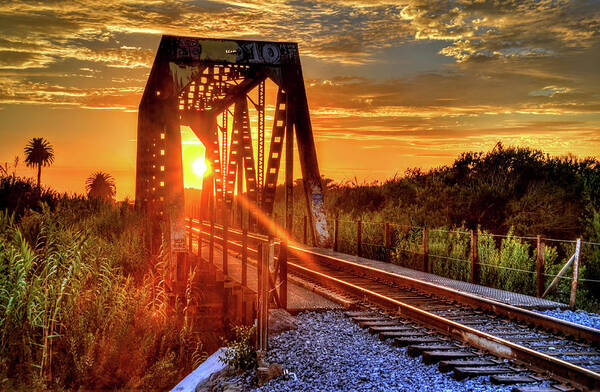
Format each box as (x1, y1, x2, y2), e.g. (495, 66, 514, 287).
(286, 213, 600, 310)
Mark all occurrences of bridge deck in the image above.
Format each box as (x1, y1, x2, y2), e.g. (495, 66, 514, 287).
(202, 243, 343, 312)
(299, 247, 566, 310)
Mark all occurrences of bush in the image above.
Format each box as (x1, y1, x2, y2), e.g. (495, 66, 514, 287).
(220, 325, 257, 371)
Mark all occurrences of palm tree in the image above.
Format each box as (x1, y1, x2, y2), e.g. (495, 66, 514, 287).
(24, 138, 54, 189)
(86, 171, 116, 201)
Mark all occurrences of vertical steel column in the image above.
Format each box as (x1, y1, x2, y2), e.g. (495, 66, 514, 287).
(280, 93, 293, 309)
(257, 80, 265, 208)
(221, 109, 228, 201)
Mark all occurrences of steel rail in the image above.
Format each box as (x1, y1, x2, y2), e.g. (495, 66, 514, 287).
(187, 219, 600, 390)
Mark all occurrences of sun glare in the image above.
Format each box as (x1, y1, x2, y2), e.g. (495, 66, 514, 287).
(192, 159, 208, 177)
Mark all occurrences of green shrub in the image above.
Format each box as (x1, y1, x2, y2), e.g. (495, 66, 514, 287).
(220, 325, 257, 371)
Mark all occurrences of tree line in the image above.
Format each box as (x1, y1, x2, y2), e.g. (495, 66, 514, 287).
(1, 138, 118, 217)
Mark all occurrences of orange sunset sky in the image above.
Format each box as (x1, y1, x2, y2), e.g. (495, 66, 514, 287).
(1, 0, 599, 200)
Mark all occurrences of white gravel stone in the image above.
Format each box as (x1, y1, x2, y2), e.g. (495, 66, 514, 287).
(239, 311, 547, 391)
(536, 308, 600, 330)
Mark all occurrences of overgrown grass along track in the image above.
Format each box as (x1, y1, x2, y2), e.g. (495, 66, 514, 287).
(188, 219, 600, 391)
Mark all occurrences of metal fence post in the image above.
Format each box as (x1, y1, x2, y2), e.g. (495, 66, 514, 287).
(242, 225, 248, 287)
(279, 239, 288, 310)
(222, 210, 228, 275)
(303, 216, 308, 245)
(570, 238, 582, 309)
(334, 216, 339, 252)
(384, 223, 391, 262)
(198, 218, 203, 259)
(357, 220, 362, 257)
(257, 241, 271, 352)
(422, 227, 429, 272)
(188, 217, 193, 253)
(209, 194, 214, 265)
(536, 235, 545, 297)
(470, 229, 480, 284)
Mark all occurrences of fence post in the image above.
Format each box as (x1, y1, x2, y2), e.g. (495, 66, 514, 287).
(222, 211, 228, 275)
(209, 194, 214, 266)
(256, 241, 271, 352)
(188, 217, 193, 253)
(384, 223, 391, 262)
(536, 235, 545, 298)
(242, 225, 248, 287)
(279, 239, 288, 310)
(470, 229, 480, 284)
(334, 216, 339, 252)
(422, 227, 429, 273)
(357, 220, 362, 257)
(570, 238, 582, 309)
(303, 216, 308, 245)
(198, 217, 203, 259)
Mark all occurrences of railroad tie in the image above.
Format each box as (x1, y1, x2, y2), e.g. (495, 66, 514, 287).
(394, 336, 446, 347)
(490, 374, 537, 385)
(438, 359, 498, 373)
(406, 344, 458, 356)
(350, 316, 385, 322)
(368, 325, 415, 335)
(452, 366, 514, 380)
(359, 320, 404, 328)
(421, 350, 476, 364)
(379, 330, 431, 341)
(344, 311, 375, 318)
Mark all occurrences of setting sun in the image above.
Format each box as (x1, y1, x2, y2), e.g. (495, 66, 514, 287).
(192, 158, 208, 177)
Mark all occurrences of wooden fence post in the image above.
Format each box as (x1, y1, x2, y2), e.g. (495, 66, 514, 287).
(303, 216, 308, 245)
(279, 239, 288, 310)
(242, 225, 248, 287)
(209, 194, 214, 265)
(198, 218, 203, 259)
(422, 227, 429, 273)
(334, 216, 339, 252)
(357, 220, 362, 257)
(470, 229, 480, 284)
(256, 241, 271, 352)
(384, 223, 391, 262)
(188, 217, 193, 253)
(256, 243, 263, 348)
(222, 211, 228, 275)
(570, 238, 582, 309)
(536, 235, 545, 298)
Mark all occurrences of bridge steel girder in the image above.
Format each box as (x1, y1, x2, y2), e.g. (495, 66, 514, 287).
(136, 35, 331, 251)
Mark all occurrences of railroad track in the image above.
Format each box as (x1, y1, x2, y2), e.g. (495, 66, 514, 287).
(189, 220, 600, 391)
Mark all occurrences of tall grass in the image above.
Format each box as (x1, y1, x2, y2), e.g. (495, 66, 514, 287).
(0, 199, 203, 390)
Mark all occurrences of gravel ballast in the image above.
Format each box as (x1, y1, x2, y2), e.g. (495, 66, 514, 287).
(239, 311, 543, 391)
(535, 308, 600, 330)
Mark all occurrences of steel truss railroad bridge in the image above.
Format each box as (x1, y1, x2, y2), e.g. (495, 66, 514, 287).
(136, 35, 331, 281)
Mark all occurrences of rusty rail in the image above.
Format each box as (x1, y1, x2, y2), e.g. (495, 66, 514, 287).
(187, 219, 600, 391)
